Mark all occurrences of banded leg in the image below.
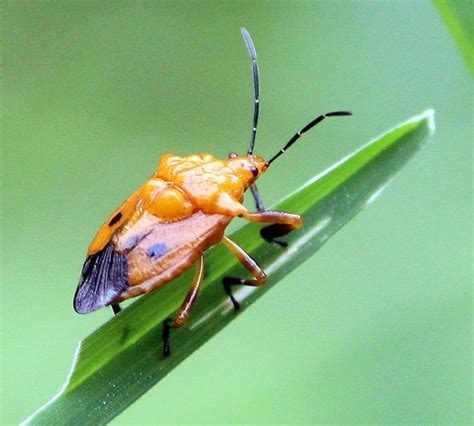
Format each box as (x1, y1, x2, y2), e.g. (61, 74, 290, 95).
(163, 255, 204, 357)
(243, 211, 303, 247)
(222, 236, 267, 310)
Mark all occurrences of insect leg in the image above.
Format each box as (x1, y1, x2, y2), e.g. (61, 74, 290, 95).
(173, 255, 204, 328)
(250, 184, 265, 211)
(111, 304, 121, 315)
(242, 211, 303, 247)
(162, 256, 204, 357)
(221, 236, 267, 310)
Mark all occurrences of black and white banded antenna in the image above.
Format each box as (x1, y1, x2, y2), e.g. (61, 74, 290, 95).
(241, 28, 260, 156)
(267, 111, 353, 165)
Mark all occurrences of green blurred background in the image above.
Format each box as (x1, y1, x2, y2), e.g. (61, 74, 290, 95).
(2, 1, 472, 424)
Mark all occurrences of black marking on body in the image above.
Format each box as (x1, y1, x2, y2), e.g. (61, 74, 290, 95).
(147, 243, 168, 259)
(109, 212, 122, 226)
(74, 244, 128, 313)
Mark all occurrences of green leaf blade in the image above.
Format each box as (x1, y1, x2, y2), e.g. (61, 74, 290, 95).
(434, 0, 474, 74)
(23, 110, 435, 425)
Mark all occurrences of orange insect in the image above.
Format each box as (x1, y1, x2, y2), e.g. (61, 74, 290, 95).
(73, 28, 351, 356)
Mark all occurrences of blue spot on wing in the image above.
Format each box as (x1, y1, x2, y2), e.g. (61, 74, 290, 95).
(147, 243, 168, 259)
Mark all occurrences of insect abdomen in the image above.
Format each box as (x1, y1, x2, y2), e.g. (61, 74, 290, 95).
(113, 211, 231, 298)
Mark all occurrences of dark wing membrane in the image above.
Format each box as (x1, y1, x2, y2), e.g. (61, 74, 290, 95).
(73, 244, 129, 313)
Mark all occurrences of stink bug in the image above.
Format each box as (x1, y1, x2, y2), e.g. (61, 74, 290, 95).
(73, 28, 351, 356)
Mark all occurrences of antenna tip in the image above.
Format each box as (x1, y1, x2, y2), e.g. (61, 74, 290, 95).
(240, 27, 257, 61)
(325, 111, 353, 117)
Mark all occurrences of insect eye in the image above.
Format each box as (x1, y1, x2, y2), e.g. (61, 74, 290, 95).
(250, 166, 259, 177)
(228, 152, 238, 159)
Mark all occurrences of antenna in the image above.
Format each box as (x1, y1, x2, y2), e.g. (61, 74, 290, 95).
(241, 28, 260, 155)
(267, 111, 352, 165)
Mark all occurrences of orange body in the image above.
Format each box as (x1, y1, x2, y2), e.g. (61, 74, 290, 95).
(75, 153, 268, 312)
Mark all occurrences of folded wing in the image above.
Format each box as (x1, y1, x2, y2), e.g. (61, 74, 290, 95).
(73, 244, 128, 313)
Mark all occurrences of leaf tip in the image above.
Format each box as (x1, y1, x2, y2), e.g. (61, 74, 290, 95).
(423, 108, 436, 135)
(408, 108, 435, 126)
(426, 108, 436, 134)
(404, 109, 436, 139)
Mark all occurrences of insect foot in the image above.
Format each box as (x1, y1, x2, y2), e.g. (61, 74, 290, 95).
(223, 277, 243, 311)
(260, 227, 289, 248)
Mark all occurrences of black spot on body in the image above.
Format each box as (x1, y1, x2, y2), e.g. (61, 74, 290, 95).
(147, 243, 168, 259)
(109, 212, 122, 226)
